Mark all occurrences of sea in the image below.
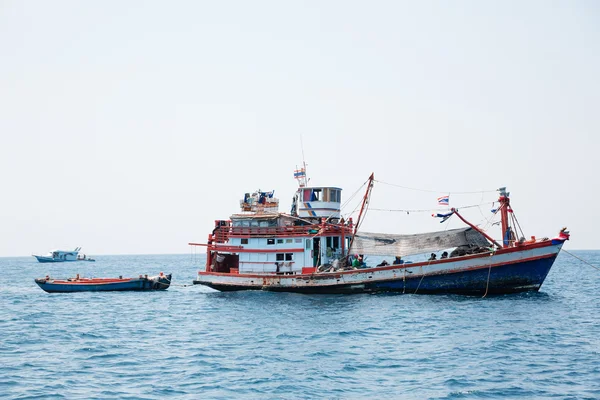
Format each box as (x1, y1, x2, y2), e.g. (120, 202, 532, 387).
(1, 251, 599, 400)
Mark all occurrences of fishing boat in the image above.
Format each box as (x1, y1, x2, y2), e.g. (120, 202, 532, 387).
(33, 247, 88, 263)
(191, 168, 569, 295)
(35, 272, 171, 293)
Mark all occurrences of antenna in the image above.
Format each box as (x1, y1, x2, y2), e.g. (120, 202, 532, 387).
(294, 136, 308, 187)
(301, 136, 308, 185)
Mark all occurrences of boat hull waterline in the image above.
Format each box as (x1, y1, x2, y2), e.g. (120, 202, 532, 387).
(35, 274, 172, 293)
(193, 241, 563, 295)
(33, 256, 77, 263)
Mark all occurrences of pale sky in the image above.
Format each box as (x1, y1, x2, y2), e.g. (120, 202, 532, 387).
(1, 1, 598, 256)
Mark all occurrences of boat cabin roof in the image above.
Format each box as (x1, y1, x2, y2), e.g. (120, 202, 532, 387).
(300, 186, 342, 190)
(230, 213, 282, 220)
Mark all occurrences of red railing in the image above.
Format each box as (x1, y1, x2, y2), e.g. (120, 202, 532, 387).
(210, 223, 353, 243)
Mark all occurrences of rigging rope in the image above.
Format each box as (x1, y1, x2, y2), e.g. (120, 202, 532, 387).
(341, 179, 369, 210)
(369, 202, 495, 214)
(339, 179, 370, 223)
(375, 179, 497, 195)
(482, 251, 496, 298)
(413, 214, 453, 295)
(562, 249, 600, 272)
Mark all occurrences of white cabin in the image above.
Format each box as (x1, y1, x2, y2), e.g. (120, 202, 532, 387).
(294, 187, 342, 219)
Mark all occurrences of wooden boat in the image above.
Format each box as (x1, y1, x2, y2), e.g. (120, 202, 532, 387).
(35, 272, 171, 293)
(190, 166, 569, 295)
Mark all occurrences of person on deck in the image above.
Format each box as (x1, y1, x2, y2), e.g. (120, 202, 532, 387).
(393, 256, 403, 265)
(359, 255, 366, 268)
(428, 253, 437, 261)
(441, 251, 448, 259)
(352, 255, 361, 268)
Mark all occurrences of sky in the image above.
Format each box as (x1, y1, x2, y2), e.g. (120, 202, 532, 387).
(0, 1, 598, 256)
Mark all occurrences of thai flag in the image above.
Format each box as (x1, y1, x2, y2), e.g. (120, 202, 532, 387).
(294, 169, 306, 178)
(437, 195, 449, 206)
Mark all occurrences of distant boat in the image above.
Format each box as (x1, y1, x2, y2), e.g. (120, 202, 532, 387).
(33, 247, 95, 263)
(34, 273, 172, 293)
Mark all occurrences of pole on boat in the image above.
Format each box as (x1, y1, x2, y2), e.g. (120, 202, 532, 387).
(498, 187, 511, 248)
(452, 208, 502, 249)
(348, 173, 375, 254)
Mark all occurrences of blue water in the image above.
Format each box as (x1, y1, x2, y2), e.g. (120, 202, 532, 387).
(1, 251, 599, 399)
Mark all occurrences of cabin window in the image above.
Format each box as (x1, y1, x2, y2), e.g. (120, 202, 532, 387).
(330, 190, 340, 203)
(277, 239, 284, 244)
(333, 237, 339, 248)
(306, 239, 312, 249)
(323, 189, 329, 202)
(241, 238, 249, 244)
(312, 189, 321, 201)
(326, 237, 332, 248)
(295, 238, 302, 243)
(259, 221, 269, 227)
(285, 253, 293, 261)
(267, 239, 275, 245)
(241, 220, 250, 227)
(276, 253, 285, 261)
(286, 239, 293, 243)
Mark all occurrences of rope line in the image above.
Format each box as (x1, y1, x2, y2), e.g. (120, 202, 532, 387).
(341, 179, 369, 210)
(414, 214, 453, 295)
(562, 249, 600, 272)
(482, 251, 495, 298)
(413, 270, 426, 294)
(369, 202, 495, 214)
(375, 179, 497, 195)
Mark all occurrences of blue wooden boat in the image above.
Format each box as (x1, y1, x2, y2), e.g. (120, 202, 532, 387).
(35, 273, 171, 293)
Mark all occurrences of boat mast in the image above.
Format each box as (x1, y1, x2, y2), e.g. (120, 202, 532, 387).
(348, 173, 375, 253)
(498, 187, 511, 247)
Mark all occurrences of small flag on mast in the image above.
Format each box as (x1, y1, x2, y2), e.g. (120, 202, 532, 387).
(437, 195, 449, 206)
(294, 168, 306, 178)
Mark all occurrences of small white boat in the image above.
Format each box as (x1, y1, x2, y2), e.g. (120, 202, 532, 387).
(32, 247, 93, 263)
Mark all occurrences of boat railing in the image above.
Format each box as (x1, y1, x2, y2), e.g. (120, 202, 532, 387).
(211, 224, 353, 242)
(230, 225, 352, 237)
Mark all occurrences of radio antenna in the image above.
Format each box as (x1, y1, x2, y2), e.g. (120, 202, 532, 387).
(294, 136, 309, 187)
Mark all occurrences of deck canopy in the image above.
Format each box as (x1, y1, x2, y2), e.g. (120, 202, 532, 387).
(352, 227, 490, 257)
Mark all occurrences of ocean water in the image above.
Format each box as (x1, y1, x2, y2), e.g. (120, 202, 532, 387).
(1, 251, 599, 400)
